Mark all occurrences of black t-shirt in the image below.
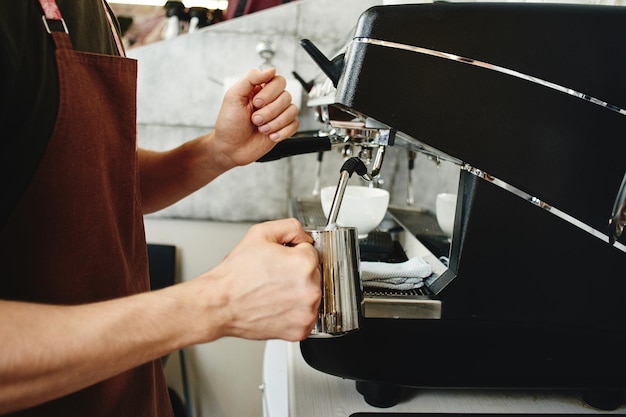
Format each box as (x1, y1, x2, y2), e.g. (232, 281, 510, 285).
(0, 0, 123, 227)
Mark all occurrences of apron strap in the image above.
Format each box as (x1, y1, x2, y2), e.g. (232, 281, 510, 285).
(37, 0, 126, 57)
(39, 0, 69, 34)
(101, 0, 126, 57)
(38, 0, 62, 20)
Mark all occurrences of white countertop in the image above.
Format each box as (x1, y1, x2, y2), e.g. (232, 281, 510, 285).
(262, 340, 626, 417)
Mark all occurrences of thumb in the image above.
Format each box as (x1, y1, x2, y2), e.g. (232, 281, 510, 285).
(228, 68, 277, 100)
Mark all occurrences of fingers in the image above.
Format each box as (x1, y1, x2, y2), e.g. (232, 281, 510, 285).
(224, 68, 299, 142)
(252, 89, 299, 141)
(250, 70, 286, 109)
(253, 89, 291, 121)
(253, 103, 300, 142)
(242, 69, 299, 142)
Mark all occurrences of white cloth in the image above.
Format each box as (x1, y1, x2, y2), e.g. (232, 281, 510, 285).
(360, 257, 432, 291)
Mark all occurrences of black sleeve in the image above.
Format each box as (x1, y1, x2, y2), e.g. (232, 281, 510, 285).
(0, 1, 59, 228)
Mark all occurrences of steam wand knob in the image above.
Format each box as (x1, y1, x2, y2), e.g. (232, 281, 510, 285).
(341, 156, 368, 178)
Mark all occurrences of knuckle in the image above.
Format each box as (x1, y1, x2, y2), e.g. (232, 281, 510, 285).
(287, 217, 302, 229)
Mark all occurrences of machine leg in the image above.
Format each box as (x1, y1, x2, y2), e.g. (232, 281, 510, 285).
(582, 389, 624, 410)
(355, 381, 412, 408)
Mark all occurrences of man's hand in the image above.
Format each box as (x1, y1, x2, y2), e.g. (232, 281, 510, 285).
(212, 68, 300, 169)
(195, 218, 321, 342)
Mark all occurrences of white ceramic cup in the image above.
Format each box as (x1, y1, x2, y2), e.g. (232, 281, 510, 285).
(436, 193, 457, 238)
(320, 185, 390, 239)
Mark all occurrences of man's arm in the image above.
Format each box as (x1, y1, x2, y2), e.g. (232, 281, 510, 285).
(138, 68, 299, 214)
(0, 218, 320, 414)
(0, 287, 196, 414)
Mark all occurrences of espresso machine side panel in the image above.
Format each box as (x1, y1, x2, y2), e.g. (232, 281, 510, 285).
(443, 174, 626, 330)
(337, 4, 626, 241)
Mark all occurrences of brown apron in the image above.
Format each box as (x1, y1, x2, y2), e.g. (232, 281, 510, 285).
(0, 1, 173, 415)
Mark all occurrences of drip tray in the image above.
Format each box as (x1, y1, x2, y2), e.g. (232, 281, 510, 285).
(362, 291, 441, 319)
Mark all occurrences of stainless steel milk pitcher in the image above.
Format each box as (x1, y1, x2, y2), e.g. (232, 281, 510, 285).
(307, 227, 363, 337)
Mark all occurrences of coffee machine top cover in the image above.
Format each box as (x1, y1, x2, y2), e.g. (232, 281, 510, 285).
(334, 2, 626, 242)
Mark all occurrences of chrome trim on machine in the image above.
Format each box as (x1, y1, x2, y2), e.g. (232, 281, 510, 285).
(354, 38, 626, 117)
(463, 164, 626, 253)
(351, 37, 626, 251)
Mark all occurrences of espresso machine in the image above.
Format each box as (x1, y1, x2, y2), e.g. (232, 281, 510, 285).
(261, 2, 626, 411)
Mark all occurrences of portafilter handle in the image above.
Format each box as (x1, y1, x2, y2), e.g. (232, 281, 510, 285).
(256, 135, 331, 162)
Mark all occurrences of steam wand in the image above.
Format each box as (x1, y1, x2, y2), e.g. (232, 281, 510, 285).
(325, 157, 369, 230)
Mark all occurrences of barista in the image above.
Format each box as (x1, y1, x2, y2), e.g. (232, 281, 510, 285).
(0, 1, 321, 416)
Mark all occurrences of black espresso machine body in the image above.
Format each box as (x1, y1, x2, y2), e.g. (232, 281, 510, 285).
(299, 3, 626, 407)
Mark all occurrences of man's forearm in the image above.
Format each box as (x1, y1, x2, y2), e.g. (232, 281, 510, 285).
(137, 132, 236, 214)
(0, 282, 211, 414)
